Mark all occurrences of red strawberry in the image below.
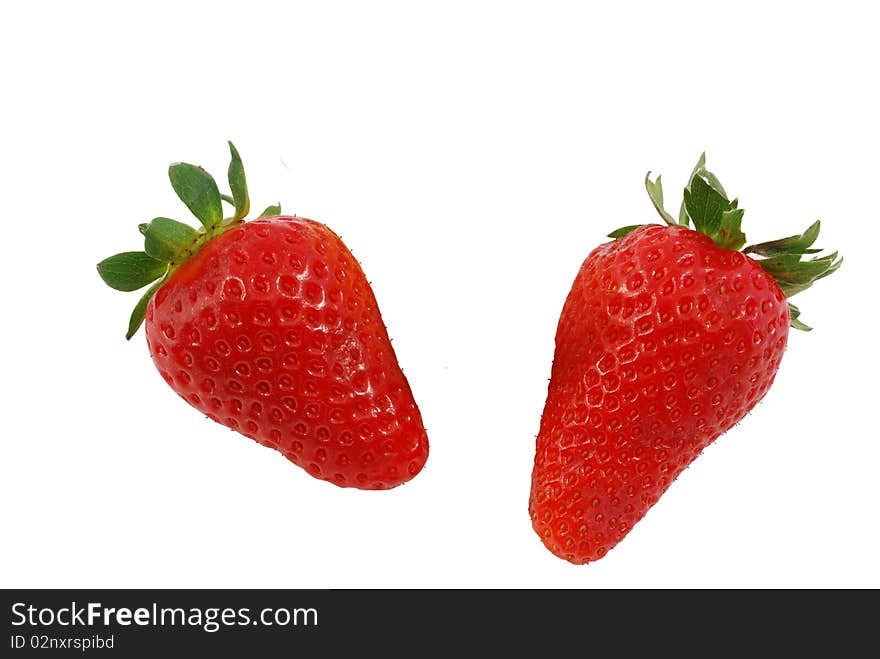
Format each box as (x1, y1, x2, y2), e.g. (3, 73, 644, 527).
(530, 154, 841, 563)
(98, 143, 428, 489)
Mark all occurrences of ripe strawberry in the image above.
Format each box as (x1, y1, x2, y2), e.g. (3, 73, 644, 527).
(530, 155, 841, 563)
(98, 143, 428, 489)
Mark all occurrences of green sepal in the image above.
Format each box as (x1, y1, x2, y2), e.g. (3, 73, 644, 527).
(716, 207, 746, 251)
(126, 278, 165, 340)
(677, 160, 747, 251)
(97, 252, 168, 292)
(227, 141, 250, 221)
(644, 173, 676, 225)
(678, 153, 706, 226)
(139, 217, 200, 262)
(788, 303, 812, 332)
(608, 224, 645, 239)
(168, 162, 223, 231)
(257, 203, 282, 218)
(756, 250, 842, 298)
(220, 194, 235, 206)
(684, 173, 728, 237)
(743, 220, 822, 257)
(677, 198, 689, 227)
(701, 168, 727, 199)
(687, 153, 707, 183)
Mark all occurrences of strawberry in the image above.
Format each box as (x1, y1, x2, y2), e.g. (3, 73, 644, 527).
(530, 154, 841, 563)
(98, 143, 428, 489)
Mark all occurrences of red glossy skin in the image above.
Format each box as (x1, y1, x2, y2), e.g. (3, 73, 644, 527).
(144, 216, 428, 489)
(530, 224, 789, 563)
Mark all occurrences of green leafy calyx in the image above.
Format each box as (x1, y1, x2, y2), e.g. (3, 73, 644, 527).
(97, 142, 283, 339)
(608, 153, 842, 330)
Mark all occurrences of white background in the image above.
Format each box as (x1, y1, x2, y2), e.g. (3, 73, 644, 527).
(2, 1, 877, 589)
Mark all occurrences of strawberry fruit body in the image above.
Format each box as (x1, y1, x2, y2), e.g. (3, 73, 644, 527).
(99, 143, 428, 489)
(530, 155, 841, 563)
